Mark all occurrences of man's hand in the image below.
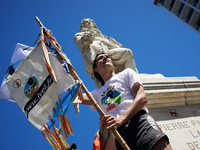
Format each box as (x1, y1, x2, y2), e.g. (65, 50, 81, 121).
(99, 115, 124, 130)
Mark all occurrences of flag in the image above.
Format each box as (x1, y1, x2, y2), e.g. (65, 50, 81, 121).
(0, 43, 33, 102)
(4, 23, 80, 149)
(6, 41, 76, 130)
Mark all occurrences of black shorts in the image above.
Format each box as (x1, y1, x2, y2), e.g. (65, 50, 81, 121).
(115, 110, 169, 150)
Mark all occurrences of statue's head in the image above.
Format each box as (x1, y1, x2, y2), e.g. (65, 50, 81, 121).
(80, 18, 98, 31)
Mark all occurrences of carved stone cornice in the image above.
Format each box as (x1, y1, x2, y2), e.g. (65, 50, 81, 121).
(139, 74, 200, 109)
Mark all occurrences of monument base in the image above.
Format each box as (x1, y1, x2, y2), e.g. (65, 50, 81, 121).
(139, 74, 200, 150)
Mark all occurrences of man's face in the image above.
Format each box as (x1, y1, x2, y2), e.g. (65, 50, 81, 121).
(94, 54, 114, 73)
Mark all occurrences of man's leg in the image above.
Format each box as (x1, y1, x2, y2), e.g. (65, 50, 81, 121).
(151, 137, 172, 150)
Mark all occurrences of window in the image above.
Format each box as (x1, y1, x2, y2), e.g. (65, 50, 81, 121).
(195, 16, 200, 30)
(193, 0, 199, 7)
(185, 8, 194, 23)
(169, 0, 176, 11)
(177, 3, 185, 17)
(161, 0, 166, 5)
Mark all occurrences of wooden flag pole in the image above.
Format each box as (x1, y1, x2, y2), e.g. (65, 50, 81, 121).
(35, 16, 130, 150)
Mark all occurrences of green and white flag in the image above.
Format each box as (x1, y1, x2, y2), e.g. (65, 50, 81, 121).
(7, 41, 76, 130)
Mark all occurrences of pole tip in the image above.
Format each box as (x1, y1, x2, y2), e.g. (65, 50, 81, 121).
(35, 16, 43, 27)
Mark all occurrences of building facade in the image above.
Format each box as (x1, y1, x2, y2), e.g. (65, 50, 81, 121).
(154, 0, 200, 34)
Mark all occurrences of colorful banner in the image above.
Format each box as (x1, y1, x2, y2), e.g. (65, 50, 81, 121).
(7, 41, 76, 129)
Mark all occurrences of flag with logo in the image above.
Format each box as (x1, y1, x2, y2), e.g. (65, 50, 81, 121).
(7, 40, 77, 130)
(4, 18, 81, 149)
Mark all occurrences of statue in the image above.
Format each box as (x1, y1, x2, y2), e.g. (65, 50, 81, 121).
(74, 18, 138, 87)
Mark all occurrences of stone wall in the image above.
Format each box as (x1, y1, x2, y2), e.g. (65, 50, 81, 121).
(139, 74, 200, 150)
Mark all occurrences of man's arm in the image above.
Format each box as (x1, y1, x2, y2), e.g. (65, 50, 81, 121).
(80, 93, 93, 105)
(100, 82, 147, 129)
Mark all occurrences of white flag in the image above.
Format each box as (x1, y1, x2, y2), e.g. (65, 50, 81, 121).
(0, 43, 33, 102)
(7, 41, 76, 130)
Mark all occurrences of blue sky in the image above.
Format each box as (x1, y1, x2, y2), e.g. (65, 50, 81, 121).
(0, 1, 200, 150)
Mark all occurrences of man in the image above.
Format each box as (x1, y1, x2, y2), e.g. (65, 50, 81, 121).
(80, 53, 172, 150)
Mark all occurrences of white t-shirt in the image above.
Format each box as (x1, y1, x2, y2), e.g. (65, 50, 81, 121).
(90, 68, 147, 118)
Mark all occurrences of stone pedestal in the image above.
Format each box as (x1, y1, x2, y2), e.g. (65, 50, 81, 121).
(139, 74, 200, 150)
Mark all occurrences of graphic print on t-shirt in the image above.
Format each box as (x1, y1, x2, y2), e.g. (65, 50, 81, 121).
(101, 84, 121, 112)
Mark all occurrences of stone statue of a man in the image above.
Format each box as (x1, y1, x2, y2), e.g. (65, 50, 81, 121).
(74, 18, 138, 87)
